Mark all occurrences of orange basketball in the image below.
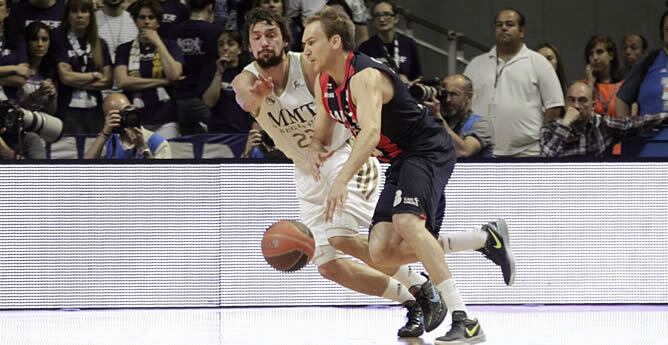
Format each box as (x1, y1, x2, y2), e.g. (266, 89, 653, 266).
(261, 220, 315, 272)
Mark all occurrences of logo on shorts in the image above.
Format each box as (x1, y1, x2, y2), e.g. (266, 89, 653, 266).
(393, 190, 403, 207)
(394, 190, 419, 207)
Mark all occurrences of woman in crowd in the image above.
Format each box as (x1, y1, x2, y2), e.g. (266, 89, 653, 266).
(202, 30, 253, 133)
(584, 35, 623, 116)
(537, 42, 567, 94)
(20, 21, 57, 115)
(114, 0, 183, 139)
(55, 0, 113, 135)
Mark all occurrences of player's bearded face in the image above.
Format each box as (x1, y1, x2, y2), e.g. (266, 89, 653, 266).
(255, 47, 283, 68)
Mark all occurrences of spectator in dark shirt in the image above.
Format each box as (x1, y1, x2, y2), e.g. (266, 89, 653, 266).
(618, 33, 648, 80)
(169, 0, 222, 135)
(19, 21, 58, 116)
(156, 0, 188, 38)
(202, 30, 252, 133)
(114, 0, 183, 139)
(9, 0, 66, 30)
(358, 0, 421, 84)
(54, 0, 113, 134)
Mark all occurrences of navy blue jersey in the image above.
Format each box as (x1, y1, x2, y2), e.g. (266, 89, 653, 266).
(319, 51, 454, 163)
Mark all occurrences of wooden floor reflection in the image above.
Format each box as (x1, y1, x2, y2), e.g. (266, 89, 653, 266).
(0, 305, 666, 345)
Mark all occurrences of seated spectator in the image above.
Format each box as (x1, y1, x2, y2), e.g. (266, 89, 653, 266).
(169, 0, 222, 135)
(54, 0, 113, 135)
(19, 21, 58, 115)
(95, 0, 138, 63)
(616, 10, 668, 156)
(584, 35, 623, 117)
(254, 0, 284, 16)
(619, 33, 648, 80)
(424, 74, 494, 158)
(114, 0, 183, 139)
(325, 0, 369, 46)
(202, 30, 253, 133)
(84, 92, 171, 158)
(541, 81, 668, 158)
(358, 0, 421, 84)
(9, 0, 66, 30)
(537, 42, 566, 94)
(241, 128, 287, 159)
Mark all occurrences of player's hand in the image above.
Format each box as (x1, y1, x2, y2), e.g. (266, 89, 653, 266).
(250, 74, 274, 99)
(324, 178, 348, 223)
(306, 148, 334, 181)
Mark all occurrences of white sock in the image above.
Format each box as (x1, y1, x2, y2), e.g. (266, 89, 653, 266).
(444, 230, 488, 252)
(392, 265, 427, 289)
(381, 278, 415, 304)
(436, 278, 468, 315)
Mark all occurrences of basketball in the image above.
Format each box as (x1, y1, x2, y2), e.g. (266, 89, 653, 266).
(261, 220, 315, 272)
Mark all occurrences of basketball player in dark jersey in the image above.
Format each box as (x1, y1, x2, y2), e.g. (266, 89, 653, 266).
(304, 7, 515, 344)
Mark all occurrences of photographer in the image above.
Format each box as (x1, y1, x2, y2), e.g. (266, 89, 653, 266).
(84, 92, 171, 159)
(240, 127, 287, 159)
(421, 74, 494, 158)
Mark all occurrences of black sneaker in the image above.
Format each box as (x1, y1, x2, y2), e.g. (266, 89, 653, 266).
(397, 300, 424, 337)
(435, 310, 486, 344)
(409, 273, 447, 332)
(478, 219, 516, 286)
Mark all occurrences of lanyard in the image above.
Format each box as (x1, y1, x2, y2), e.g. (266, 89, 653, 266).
(494, 57, 507, 89)
(594, 83, 620, 115)
(382, 37, 400, 72)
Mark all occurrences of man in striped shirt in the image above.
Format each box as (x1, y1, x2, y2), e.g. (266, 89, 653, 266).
(541, 81, 668, 157)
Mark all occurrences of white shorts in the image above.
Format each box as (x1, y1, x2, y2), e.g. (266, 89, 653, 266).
(295, 143, 380, 266)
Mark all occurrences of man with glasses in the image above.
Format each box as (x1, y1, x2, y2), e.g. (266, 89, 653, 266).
(358, 0, 421, 84)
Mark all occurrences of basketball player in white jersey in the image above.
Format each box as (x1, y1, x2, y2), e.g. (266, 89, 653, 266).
(232, 8, 444, 337)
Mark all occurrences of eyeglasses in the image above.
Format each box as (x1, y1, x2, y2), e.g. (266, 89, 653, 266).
(373, 12, 395, 19)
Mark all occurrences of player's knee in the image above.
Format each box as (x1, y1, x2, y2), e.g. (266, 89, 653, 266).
(392, 213, 423, 238)
(327, 236, 352, 253)
(317, 259, 348, 282)
(368, 240, 391, 263)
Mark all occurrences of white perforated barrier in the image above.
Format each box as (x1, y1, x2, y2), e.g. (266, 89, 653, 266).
(0, 163, 666, 308)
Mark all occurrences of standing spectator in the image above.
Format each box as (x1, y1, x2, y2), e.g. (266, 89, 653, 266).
(584, 35, 623, 117)
(54, 0, 113, 134)
(619, 33, 648, 80)
(464, 8, 563, 157)
(541, 81, 668, 158)
(96, 0, 138, 63)
(84, 92, 171, 158)
(254, 0, 284, 16)
(0, 0, 30, 102)
(616, 10, 668, 156)
(430, 74, 494, 158)
(537, 42, 566, 93)
(358, 0, 421, 84)
(156, 0, 188, 39)
(169, 0, 222, 135)
(202, 30, 252, 133)
(9, 0, 66, 30)
(326, 0, 369, 46)
(19, 21, 57, 116)
(114, 0, 183, 139)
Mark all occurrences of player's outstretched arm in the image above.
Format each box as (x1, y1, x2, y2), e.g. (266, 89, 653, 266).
(307, 76, 337, 181)
(231, 71, 272, 115)
(322, 69, 384, 222)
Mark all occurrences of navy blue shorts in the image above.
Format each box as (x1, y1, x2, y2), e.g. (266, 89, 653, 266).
(371, 152, 455, 237)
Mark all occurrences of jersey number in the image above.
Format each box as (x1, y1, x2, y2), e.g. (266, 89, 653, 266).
(293, 129, 314, 148)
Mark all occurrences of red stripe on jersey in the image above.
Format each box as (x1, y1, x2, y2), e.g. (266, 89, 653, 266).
(319, 73, 333, 116)
(377, 134, 403, 162)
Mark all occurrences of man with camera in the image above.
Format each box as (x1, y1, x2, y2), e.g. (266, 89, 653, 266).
(422, 74, 494, 159)
(84, 93, 171, 159)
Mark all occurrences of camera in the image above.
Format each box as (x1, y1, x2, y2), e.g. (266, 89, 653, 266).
(0, 100, 63, 143)
(409, 79, 444, 103)
(113, 106, 142, 133)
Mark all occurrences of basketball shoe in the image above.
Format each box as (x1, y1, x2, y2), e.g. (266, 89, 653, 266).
(397, 300, 424, 337)
(435, 310, 485, 344)
(477, 219, 516, 286)
(410, 274, 447, 332)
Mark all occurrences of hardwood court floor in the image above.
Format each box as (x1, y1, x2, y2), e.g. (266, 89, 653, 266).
(0, 305, 666, 345)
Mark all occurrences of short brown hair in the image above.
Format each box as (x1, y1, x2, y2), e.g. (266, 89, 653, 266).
(243, 7, 291, 51)
(305, 6, 355, 52)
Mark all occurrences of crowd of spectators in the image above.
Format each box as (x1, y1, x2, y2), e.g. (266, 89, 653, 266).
(0, 0, 666, 160)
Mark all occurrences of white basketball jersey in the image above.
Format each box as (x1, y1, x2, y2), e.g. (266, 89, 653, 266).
(243, 52, 350, 170)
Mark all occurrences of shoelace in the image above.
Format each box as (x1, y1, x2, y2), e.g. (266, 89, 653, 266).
(444, 319, 464, 336)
